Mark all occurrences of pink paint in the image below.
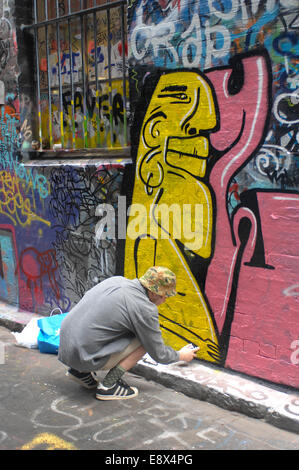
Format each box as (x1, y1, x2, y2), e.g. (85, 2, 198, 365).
(19, 278, 44, 311)
(203, 53, 299, 387)
(21, 253, 40, 279)
(224, 192, 299, 387)
(205, 52, 270, 331)
(19, 247, 60, 310)
(207, 53, 270, 189)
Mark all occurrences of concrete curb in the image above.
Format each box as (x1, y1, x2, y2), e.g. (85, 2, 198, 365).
(132, 358, 299, 434)
(0, 304, 41, 332)
(0, 304, 298, 434)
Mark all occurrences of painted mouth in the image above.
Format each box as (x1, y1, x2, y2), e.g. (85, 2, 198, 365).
(165, 136, 210, 177)
(167, 136, 209, 158)
(167, 149, 208, 159)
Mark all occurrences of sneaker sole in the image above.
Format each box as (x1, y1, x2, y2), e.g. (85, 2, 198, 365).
(95, 387, 139, 400)
(66, 371, 98, 389)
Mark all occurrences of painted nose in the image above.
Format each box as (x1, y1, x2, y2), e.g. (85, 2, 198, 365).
(182, 82, 217, 135)
(183, 123, 199, 136)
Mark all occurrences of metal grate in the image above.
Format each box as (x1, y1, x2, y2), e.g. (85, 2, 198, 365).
(24, 0, 128, 152)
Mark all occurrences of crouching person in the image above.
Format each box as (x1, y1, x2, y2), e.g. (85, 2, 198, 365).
(58, 266, 199, 401)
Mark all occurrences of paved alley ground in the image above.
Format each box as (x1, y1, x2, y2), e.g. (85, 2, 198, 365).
(0, 326, 298, 454)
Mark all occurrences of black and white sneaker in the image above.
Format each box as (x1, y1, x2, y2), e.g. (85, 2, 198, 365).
(96, 379, 138, 400)
(66, 368, 98, 389)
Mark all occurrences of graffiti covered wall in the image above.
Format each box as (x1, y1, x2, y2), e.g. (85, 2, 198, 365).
(0, 1, 128, 314)
(124, 0, 299, 387)
(0, 0, 22, 306)
(15, 162, 126, 314)
(0, 111, 126, 314)
(0, 0, 298, 390)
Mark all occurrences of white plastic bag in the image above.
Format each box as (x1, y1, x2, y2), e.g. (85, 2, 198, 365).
(12, 318, 41, 349)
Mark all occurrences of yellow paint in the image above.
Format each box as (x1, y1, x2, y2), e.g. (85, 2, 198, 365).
(0, 171, 51, 228)
(21, 433, 76, 450)
(124, 71, 221, 363)
(60, 110, 64, 141)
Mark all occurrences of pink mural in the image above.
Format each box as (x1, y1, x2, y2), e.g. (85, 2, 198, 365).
(224, 191, 299, 386)
(205, 51, 271, 331)
(204, 54, 299, 388)
(18, 247, 60, 312)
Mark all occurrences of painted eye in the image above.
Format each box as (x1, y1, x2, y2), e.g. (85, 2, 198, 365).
(176, 94, 187, 100)
(157, 93, 190, 102)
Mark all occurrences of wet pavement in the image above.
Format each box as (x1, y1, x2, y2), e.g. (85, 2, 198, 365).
(0, 326, 299, 453)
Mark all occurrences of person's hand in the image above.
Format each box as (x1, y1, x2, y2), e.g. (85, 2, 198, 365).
(178, 344, 200, 362)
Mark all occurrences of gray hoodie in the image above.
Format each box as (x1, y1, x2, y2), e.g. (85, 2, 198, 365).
(58, 276, 179, 372)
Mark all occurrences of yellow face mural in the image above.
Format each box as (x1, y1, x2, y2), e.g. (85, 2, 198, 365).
(138, 72, 217, 188)
(125, 70, 221, 363)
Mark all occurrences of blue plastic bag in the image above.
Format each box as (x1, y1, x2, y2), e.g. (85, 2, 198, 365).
(38, 311, 68, 354)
